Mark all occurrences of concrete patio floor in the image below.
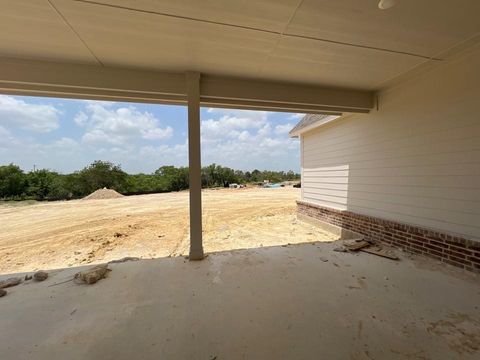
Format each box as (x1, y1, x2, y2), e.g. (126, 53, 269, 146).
(1, 242, 479, 360)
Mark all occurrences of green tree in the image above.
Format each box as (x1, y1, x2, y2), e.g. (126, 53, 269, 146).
(155, 166, 189, 191)
(0, 162, 300, 201)
(26, 169, 58, 200)
(0, 164, 27, 199)
(77, 161, 128, 195)
(126, 173, 168, 194)
(251, 169, 261, 182)
(47, 175, 71, 200)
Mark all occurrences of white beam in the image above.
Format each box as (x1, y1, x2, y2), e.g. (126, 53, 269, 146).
(186, 72, 204, 261)
(200, 76, 373, 112)
(0, 57, 186, 100)
(0, 57, 374, 113)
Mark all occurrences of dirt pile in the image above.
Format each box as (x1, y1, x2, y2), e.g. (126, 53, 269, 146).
(83, 188, 124, 200)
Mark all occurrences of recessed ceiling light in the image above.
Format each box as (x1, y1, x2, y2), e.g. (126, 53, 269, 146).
(378, 0, 396, 10)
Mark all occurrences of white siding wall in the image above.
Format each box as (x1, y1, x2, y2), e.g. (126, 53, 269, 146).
(302, 48, 480, 240)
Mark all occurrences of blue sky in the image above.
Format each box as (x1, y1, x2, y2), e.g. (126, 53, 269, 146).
(0, 95, 302, 174)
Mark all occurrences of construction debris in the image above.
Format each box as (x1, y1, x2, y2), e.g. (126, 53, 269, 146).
(74, 264, 110, 284)
(0, 277, 21, 289)
(334, 239, 399, 261)
(33, 271, 49, 281)
(344, 240, 370, 251)
(361, 246, 399, 260)
(0, 289, 7, 297)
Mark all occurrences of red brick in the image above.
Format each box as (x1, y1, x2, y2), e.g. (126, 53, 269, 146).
(298, 201, 478, 273)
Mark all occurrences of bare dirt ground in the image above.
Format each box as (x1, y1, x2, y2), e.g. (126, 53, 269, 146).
(0, 187, 337, 274)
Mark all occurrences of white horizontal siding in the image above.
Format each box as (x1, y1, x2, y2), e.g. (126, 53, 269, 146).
(301, 49, 480, 240)
(304, 183, 480, 202)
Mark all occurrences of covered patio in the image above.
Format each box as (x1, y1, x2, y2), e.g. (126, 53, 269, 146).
(1, 242, 479, 359)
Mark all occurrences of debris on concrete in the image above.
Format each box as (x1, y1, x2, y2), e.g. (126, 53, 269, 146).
(24, 274, 32, 281)
(109, 257, 140, 264)
(0, 277, 22, 289)
(361, 246, 399, 260)
(33, 271, 49, 281)
(344, 240, 370, 251)
(0, 289, 7, 297)
(319, 257, 329, 262)
(74, 264, 110, 284)
(335, 239, 399, 261)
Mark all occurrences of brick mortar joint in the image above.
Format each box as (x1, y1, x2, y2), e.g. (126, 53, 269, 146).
(297, 202, 480, 273)
(297, 201, 477, 245)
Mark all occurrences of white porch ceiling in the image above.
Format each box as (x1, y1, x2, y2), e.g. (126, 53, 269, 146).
(0, 0, 479, 90)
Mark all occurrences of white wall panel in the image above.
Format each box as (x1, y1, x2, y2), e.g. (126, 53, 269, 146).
(301, 48, 480, 240)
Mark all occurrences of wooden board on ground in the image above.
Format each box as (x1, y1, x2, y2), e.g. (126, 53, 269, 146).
(344, 240, 370, 251)
(360, 247, 399, 260)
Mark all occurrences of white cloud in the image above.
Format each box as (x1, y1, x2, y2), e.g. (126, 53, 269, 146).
(0, 125, 11, 137)
(199, 109, 300, 170)
(0, 131, 85, 172)
(0, 102, 301, 173)
(51, 137, 78, 148)
(82, 129, 120, 145)
(201, 109, 269, 144)
(126, 108, 301, 172)
(0, 126, 14, 151)
(137, 142, 189, 170)
(288, 113, 305, 120)
(206, 108, 269, 119)
(141, 126, 173, 140)
(238, 130, 250, 141)
(257, 123, 271, 137)
(274, 123, 294, 135)
(74, 112, 88, 126)
(0, 95, 61, 133)
(77, 102, 173, 144)
(139, 141, 188, 159)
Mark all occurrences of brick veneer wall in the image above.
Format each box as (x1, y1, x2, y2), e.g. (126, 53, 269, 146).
(297, 201, 480, 273)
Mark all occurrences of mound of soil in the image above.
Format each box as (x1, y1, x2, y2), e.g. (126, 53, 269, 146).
(83, 188, 124, 200)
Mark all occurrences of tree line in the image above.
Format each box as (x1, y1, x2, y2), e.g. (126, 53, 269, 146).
(0, 161, 300, 201)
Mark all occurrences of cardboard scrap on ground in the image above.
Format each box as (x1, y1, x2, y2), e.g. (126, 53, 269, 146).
(344, 240, 370, 251)
(342, 240, 399, 260)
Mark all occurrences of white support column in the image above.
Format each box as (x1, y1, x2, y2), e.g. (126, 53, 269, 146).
(186, 72, 204, 260)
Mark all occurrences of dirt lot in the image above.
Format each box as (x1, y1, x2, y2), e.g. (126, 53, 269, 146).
(0, 187, 337, 274)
